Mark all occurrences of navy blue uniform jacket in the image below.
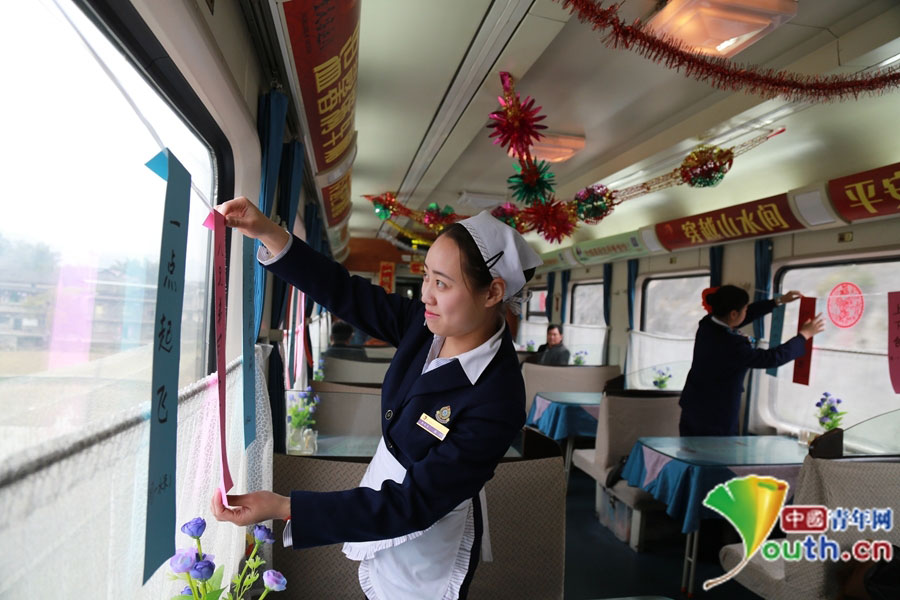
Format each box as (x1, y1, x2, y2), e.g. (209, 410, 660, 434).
(679, 300, 807, 436)
(265, 235, 526, 549)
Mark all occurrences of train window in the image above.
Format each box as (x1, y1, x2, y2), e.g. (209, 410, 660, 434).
(0, 1, 214, 459)
(519, 287, 548, 348)
(526, 287, 549, 321)
(570, 282, 604, 325)
(641, 274, 709, 336)
(566, 281, 606, 364)
(760, 258, 900, 431)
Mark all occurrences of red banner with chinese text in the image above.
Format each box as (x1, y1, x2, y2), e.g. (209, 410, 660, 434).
(828, 161, 900, 222)
(889, 292, 900, 394)
(792, 297, 816, 386)
(282, 0, 360, 172)
(654, 194, 805, 251)
(409, 261, 425, 275)
(378, 262, 395, 294)
(321, 168, 353, 227)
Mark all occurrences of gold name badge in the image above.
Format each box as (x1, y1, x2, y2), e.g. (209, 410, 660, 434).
(416, 413, 449, 441)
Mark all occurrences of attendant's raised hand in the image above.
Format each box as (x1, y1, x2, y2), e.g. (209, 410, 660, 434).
(218, 196, 290, 255)
(779, 290, 803, 304)
(799, 313, 825, 340)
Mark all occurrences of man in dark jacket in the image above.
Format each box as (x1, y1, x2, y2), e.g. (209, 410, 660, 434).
(537, 324, 570, 366)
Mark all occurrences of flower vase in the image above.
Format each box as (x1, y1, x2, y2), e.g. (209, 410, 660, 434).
(289, 426, 318, 455)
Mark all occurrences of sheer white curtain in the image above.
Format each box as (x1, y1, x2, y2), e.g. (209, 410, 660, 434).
(0, 346, 273, 598)
(625, 329, 694, 386)
(565, 324, 608, 365)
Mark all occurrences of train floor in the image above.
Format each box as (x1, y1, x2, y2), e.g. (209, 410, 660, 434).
(564, 468, 762, 600)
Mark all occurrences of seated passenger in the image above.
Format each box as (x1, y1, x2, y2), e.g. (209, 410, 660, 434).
(322, 320, 367, 361)
(537, 324, 570, 366)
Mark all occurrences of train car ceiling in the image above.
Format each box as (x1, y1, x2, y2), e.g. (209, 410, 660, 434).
(244, 0, 900, 268)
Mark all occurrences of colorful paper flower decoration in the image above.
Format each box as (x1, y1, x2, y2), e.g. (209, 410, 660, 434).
(524, 198, 578, 244)
(508, 158, 556, 205)
(490, 202, 531, 233)
(573, 184, 616, 224)
(487, 72, 547, 159)
(679, 145, 735, 188)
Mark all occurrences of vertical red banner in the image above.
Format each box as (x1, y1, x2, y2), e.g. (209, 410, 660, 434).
(889, 292, 900, 394)
(378, 261, 395, 294)
(204, 211, 233, 494)
(792, 297, 816, 385)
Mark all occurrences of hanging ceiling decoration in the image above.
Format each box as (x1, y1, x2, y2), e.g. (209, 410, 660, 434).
(369, 73, 781, 244)
(554, 0, 900, 103)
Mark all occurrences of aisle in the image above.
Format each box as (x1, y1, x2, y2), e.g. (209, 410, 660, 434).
(564, 469, 763, 599)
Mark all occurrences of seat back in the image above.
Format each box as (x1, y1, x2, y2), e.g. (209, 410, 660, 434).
(322, 355, 390, 385)
(364, 346, 396, 360)
(272, 455, 566, 599)
(311, 380, 382, 394)
(308, 390, 382, 436)
(522, 363, 621, 414)
(521, 425, 562, 459)
(468, 457, 566, 599)
(272, 455, 368, 598)
(780, 456, 900, 599)
(596, 392, 681, 474)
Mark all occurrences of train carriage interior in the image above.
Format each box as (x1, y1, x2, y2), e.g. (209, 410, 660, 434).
(2, 0, 899, 598)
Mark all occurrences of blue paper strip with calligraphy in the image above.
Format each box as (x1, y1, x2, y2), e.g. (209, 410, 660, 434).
(243, 237, 257, 447)
(766, 304, 786, 377)
(143, 149, 190, 583)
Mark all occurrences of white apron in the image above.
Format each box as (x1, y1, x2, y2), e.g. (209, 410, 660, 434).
(342, 438, 489, 600)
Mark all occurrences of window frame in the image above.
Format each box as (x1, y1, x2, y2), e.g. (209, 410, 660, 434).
(74, 0, 235, 373)
(526, 286, 549, 322)
(569, 280, 604, 325)
(639, 271, 709, 332)
(773, 255, 900, 299)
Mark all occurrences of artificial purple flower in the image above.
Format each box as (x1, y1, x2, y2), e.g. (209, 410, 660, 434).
(180, 586, 193, 596)
(815, 401, 823, 407)
(830, 405, 838, 413)
(314, 395, 321, 404)
(836, 399, 842, 403)
(298, 391, 308, 399)
(819, 416, 829, 424)
(823, 392, 832, 398)
(309, 404, 316, 413)
(263, 570, 287, 591)
(169, 549, 196, 574)
(190, 559, 215, 581)
(181, 517, 206, 539)
(253, 524, 276, 544)
(286, 415, 292, 423)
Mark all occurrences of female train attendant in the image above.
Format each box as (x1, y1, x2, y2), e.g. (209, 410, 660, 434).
(679, 285, 825, 437)
(210, 198, 541, 599)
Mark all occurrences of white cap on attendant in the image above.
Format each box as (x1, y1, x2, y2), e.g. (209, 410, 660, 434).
(458, 211, 543, 312)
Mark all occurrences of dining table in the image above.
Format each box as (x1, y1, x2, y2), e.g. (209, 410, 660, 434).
(525, 391, 605, 477)
(621, 435, 809, 597)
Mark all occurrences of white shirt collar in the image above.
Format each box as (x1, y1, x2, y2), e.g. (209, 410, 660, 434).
(710, 316, 731, 330)
(423, 320, 506, 385)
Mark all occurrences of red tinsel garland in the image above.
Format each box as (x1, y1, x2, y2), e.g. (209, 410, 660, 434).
(557, 0, 900, 102)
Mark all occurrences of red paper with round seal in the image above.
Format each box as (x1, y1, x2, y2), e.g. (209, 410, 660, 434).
(827, 282, 864, 328)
